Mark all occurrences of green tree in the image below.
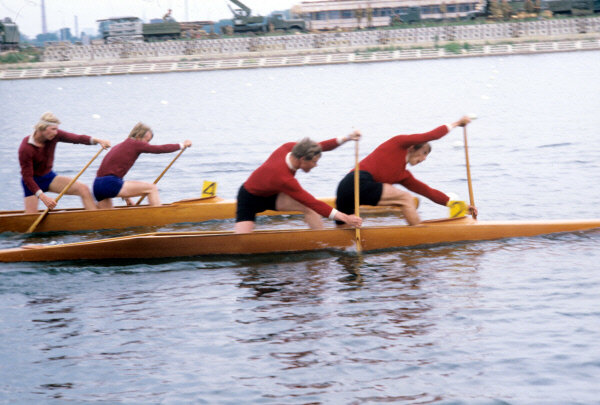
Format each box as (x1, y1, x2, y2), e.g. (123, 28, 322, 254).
(501, 0, 514, 19)
(524, 0, 535, 13)
(355, 8, 364, 29)
(488, 0, 504, 19)
(366, 7, 373, 28)
(440, 2, 448, 21)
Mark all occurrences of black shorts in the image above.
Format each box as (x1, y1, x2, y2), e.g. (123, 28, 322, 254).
(236, 185, 278, 222)
(335, 171, 383, 223)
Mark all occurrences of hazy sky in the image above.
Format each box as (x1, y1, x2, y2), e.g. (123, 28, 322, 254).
(0, 0, 301, 37)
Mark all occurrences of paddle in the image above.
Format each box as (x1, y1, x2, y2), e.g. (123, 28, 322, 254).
(26, 146, 105, 233)
(463, 115, 477, 219)
(354, 139, 362, 253)
(135, 146, 188, 206)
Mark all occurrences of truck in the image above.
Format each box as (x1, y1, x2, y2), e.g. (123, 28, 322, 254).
(98, 17, 208, 42)
(0, 17, 20, 51)
(227, 0, 306, 34)
(142, 21, 181, 41)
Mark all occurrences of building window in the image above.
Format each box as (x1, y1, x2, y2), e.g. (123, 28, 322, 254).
(328, 10, 341, 19)
(342, 10, 354, 18)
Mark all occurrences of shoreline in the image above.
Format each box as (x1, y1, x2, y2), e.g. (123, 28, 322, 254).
(2, 33, 599, 80)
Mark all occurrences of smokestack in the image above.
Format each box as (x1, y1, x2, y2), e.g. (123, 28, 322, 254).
(74, 15, 79, 37)
(41, 0, 47, 34)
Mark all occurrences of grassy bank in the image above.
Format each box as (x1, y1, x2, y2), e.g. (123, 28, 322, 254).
(0, 47, 42, 64)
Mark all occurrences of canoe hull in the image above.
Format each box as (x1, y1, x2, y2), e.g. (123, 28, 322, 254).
(0, 196, 404, 233)
(0, 197, 245, 233)
(1, 217, 598, 263)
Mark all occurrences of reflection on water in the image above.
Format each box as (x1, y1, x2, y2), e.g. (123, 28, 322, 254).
(0, 231, 598, 402)
(230, 245, 486, 383)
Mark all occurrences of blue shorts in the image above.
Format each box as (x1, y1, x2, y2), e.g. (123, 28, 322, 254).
(93, 175, 124, 201)
(22, 171, 57, 197)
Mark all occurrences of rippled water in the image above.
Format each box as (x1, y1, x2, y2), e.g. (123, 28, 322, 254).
(1, 51, 600, 403)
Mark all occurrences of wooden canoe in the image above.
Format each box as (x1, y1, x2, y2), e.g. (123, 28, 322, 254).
(0, 196, 406, 234)
(1, 216, 598, 263)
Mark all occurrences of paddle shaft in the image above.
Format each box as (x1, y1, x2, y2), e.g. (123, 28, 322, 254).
(354, 140, 362, 252)
(463, 125, 476, 219)
(26, 146, 105, 233)
(135, 146, 187, 206)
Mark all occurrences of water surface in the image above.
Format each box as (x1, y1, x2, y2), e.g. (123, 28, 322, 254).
(1, 51, 599, 403)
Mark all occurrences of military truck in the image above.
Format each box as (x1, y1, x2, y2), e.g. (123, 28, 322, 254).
(227, 0, 306, 34)
(98, 16, 213, 42)
(142, 21, 181, 41)
(98, 17, 183, 42)
(0, 17, 20, 51)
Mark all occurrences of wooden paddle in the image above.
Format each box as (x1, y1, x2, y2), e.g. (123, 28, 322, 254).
(354, 139, 362, 252)
(26, 146, 105, 233)
(135, 146, 188, 206)
(463, 115, 477, 219)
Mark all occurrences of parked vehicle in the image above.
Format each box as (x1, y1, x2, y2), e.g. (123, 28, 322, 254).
(0, 17, 19, 51)
(226, 0, 306, 34)
(98, 16, 210, 43)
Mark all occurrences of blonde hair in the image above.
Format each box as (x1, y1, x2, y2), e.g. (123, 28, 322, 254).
(34, 112, 61, 132)
(128, 122, 152, 140)
(292, 138, 322, 161)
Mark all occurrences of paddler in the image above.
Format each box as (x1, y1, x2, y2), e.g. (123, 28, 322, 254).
(18, 112, 111, 213)
(335, 115, 477, 226)
(235, 134, 363, 233)
(93, 122, 192, 208)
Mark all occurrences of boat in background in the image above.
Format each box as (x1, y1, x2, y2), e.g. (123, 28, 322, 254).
(1, 216, 598, 263)
(0, 195, 408, 234)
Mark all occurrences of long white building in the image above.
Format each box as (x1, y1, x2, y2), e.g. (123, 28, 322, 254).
(295, 0, 486, 30)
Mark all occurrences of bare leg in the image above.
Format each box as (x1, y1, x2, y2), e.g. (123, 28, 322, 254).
(235, 220, 255, 234)
(49, 175, 97, 210)
(118, 181, 160, 206)
(97, 199, 114, 209)
(276, 193, 323, 229)
(377, 184, 420, 225)
(24, 195, 39, 213)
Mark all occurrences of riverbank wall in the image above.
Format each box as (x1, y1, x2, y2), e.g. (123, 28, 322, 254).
(2, 16, 599, 80)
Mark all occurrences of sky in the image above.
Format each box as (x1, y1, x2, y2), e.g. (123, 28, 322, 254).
(0, 0, 301, 38)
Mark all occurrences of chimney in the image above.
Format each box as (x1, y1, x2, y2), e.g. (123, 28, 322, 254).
(41, 0, 47, 34)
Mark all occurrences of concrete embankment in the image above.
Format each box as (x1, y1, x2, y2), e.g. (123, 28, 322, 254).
(2, 17, 600, 80)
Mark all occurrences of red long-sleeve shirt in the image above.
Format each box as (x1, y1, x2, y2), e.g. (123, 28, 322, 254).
(18, 130, 93, 194)
(96, 137, 181, 178)
(243, 138, 340, 218)
(359, 124, 450, 206)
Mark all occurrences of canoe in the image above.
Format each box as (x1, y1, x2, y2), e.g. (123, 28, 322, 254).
(1, 216, 598, 263)
(0, 195, 405, 234)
